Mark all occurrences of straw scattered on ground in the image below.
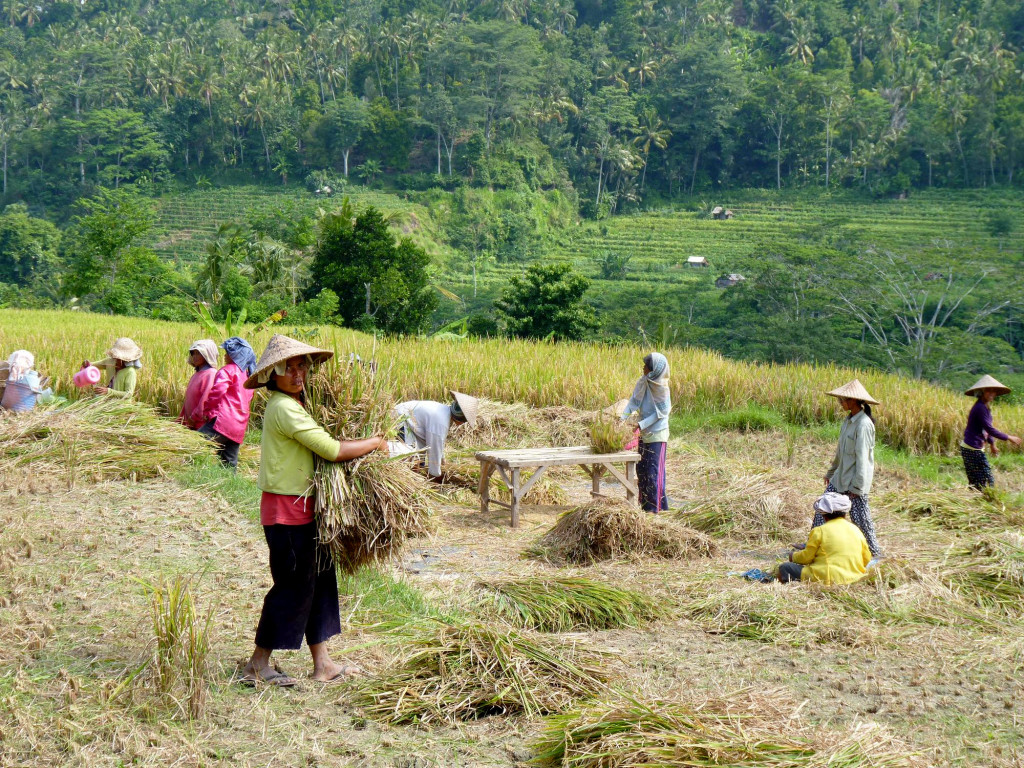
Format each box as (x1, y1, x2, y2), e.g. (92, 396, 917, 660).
(0, 397, 211, 486)
(880, 487, 1024, 531)
(531, 500, 718, 565)
(479, 577, 664, 632)
(449, 399, 594, 449)
(531, 691, 920, 767)
(349, 617, 612, 724)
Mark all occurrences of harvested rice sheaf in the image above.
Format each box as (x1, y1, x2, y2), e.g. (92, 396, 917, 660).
(306, 363, 432, 573)
(531, 694, 919, 767)
(589, 413, 633, 455)
(882, 487, 1024, 531)
(533, 500, 717, 565)
(350, 617, 611, 724)
(480, 577, 664, 632)
(0, 398, 211, 483)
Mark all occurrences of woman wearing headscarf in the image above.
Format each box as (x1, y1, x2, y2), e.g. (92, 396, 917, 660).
(239, 334, 385, 687)
(198, 336, 257, 468)
(0, 350, 50, 412)
(960, 375, 1022, 489)
(83, 337, 142, 399)
(178, 339, 219, 430)
(819, 379, 881, 558)
(621, 352, 672, 512)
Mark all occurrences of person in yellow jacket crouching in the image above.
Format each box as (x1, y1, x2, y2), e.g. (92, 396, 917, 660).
(778, 492, 872, 585)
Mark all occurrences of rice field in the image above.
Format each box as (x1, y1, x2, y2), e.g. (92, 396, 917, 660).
(4, 308, 1022, 455)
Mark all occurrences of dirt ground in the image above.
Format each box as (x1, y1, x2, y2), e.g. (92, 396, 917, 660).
(1, 427, 1023, 767)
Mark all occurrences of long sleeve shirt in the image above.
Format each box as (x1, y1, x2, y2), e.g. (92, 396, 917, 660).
(204, 362, 255, 444)
(394, 400, 452, 476)
(825, 410, 874, 496)
(258, 391, 341, 496)
(791, 518, 871, 585)
(1, 371, 45, 412)
(178, 365, 217, 430)
(962, 400, 1010, 449)
(104, 367, 137, 399)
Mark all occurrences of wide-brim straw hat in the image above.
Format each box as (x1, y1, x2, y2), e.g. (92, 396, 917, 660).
(451, 391, 480, 428)
(103, 337, 143, 364)
(244, 334, 333, 390)
(965, 374, 1011, 397)
(825, 379, 879, 405)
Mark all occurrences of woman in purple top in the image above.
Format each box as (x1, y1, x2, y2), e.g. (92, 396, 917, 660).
(961, 375, 1021, 489)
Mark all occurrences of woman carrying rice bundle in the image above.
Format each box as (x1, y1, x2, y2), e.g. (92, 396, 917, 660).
(960, 375, 1022, 489)
(239, 334, 385, 687)
(198, 336, 257, 469)
(82, 337, 142, 399)
(621, 352, 671, 513)
(819, 379, 881, 558)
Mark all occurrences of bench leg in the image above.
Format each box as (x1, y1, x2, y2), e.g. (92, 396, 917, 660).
(510, 467, 521, 528)
(591, 465, 603, 498)
(478, 461, 495, 513)
(625, 461, 637, 505)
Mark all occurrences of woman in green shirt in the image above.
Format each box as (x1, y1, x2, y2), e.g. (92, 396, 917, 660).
(82, 337, 142, 399)
(239, 334, 385, 688)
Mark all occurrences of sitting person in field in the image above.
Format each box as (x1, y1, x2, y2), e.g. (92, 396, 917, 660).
(0, 350, 51, 412)
(393, 392, 479, 480)
(777, 492, 871, 585)
(83, 337, 143, 399)
(178, 339, 219, 430)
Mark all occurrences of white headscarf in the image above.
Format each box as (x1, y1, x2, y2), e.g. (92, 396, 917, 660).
(189, 339, 219, 368)
(627, 352, 672, 431)
(7, 350, 35, 382)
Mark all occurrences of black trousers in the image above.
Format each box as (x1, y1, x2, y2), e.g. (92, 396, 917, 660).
(199, 420, 241, 468)
(254, 523, 341, 651)
(778, 561, 804, 583)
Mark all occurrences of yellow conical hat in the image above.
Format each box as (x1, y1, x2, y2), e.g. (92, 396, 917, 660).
(825, 379, 879, 405)
(964, 374, 1011, 397)
(244, 334, 333, 389)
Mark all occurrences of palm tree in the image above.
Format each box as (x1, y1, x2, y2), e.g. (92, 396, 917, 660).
(199, 224, 244, 305)
(628, 49, 658, 91)
(632, 107, 671, 192)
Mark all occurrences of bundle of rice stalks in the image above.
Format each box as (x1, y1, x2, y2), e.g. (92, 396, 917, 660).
(533, 500, 718, 565)
(439, 457, 568, 505)
(940, 534, 1024, 616)
(479, 577, 664, 632)
(306, 362, 432, 573)
(449, 399, 593, 449)
(0, 398, 210, 485)
(350, 617, 610, 724)
(590, 413, 633, 454)
(882, 487, 1024, 531)
(532, 693, 916, 767)
(676, 470, 807, 543)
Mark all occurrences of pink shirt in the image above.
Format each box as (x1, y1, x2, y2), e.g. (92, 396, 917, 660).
(178, 366, 217, 430)
(204, 362, 255, 444)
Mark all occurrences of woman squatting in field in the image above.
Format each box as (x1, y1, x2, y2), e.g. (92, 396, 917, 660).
(238, 334, 386, 687)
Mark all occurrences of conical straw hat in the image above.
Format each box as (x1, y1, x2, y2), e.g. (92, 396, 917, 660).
(244, 334, 333, 390)
(965, 374, 1011, 397)
(451, 391, 480, 428)
(825, 379, 879, 405)
(106, 337, 142, 363)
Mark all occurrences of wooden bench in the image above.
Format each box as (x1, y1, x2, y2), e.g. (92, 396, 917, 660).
(474, 446, 641, 528)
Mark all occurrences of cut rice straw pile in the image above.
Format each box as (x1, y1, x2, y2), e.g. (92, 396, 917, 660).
(880, 487, 1024, 531)
(531, 691, 920, 767)
(479, 577, 664, 632)
(350, 617, 611, 724)
(533, 500, 718, 565)
(449, 398, 594, 449)
(0, 397, 211, 484)
(307, 361, 432, 573)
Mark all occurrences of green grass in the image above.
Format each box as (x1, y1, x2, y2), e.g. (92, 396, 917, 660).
(174, 456, 261, 518)
(337, 566, 437, 627)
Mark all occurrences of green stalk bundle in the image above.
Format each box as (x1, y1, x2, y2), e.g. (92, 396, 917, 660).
(480, 577, 664, 632)
(589, 412, 633, 455)
(532, 695, 916, 767)
(350, 617, 610, 724)
(306, 361, 432, 573)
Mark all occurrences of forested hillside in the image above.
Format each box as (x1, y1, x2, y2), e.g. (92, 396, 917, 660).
(0, 0, 1021, 211)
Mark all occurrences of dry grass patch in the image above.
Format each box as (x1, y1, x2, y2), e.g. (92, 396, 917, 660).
(532, 500, 718, 565)
(349, 616, 612, 724)
(531, 692, 920, 767)
(479, 577, 664, 632)
(449, 398, 594, 449)
(880, 487, 1024, 531)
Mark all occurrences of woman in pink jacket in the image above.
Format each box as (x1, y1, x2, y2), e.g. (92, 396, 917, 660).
(199, 337, 257, 468)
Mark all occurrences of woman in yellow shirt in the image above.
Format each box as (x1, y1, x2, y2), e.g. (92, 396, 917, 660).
(778, 492, 871, 585)
(238, 335, 385, 687)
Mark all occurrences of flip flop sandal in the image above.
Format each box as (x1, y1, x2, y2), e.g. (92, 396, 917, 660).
(237, 669, 298, 688)
(315, 664, 364, 684)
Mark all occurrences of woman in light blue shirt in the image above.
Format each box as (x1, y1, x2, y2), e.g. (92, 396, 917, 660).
(1, 350, 50, 412)
(622, 352, 671, 512)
